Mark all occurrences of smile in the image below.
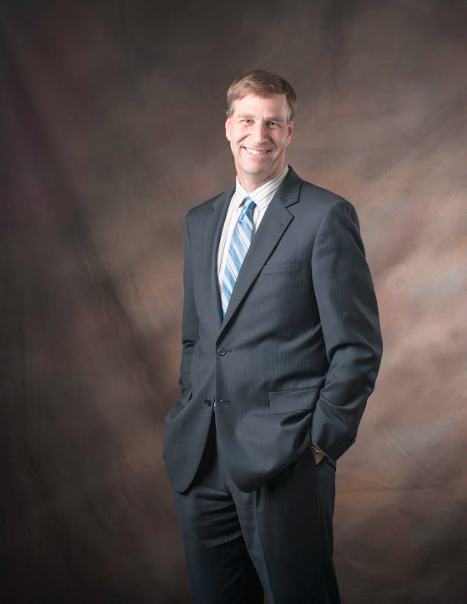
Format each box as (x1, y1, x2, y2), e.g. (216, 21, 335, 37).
(244, 148, 269, 155)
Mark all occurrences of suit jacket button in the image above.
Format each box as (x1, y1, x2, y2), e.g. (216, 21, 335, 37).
(217, 347, 226, 356)
(204, 398, 212, 407)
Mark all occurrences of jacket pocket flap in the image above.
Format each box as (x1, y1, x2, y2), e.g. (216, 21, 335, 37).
(269, 385, 321, 414)
(260, 261, 302, 276)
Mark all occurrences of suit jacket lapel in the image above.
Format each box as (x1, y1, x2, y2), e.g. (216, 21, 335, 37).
(218, 167, 303, 338)
(202, 185, 235, 333)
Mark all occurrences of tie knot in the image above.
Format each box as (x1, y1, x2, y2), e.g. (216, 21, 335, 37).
(243, 197, 256, 214)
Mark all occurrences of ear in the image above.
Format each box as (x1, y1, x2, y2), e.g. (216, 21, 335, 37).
(285, 121, 294, 146)
(225, 116, 232, 142)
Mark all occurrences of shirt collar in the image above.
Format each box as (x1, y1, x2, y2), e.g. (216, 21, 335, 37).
(234, 164, 289, 208)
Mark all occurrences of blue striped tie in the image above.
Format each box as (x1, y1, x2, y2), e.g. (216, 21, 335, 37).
(221, 197, 256, 317)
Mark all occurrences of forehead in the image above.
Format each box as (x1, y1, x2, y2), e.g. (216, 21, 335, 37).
(231, 93, 289, 118)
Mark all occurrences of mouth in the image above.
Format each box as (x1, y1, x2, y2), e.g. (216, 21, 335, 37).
(243, 147, 270, 156)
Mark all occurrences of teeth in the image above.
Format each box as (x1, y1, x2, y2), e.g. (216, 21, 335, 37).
(246, 148, 267, 155)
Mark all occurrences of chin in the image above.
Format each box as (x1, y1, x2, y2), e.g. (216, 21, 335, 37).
(245, 159, 272, 171)
(244, 166, 269, 178)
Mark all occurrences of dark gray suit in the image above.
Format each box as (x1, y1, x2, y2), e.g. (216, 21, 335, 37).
(163, 167, 382, 603)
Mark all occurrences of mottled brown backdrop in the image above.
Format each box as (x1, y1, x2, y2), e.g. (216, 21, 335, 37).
(1, 0, 466, 603)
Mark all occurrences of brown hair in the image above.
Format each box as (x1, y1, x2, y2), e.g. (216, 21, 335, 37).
(226, 70, 297, 123)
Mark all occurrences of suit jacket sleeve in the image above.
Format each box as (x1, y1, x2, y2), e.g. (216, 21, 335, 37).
(310, 198, 383, 461)
(179, 212, 199, 400)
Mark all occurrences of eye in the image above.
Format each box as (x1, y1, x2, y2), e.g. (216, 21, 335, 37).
(267, 121, 278, 127)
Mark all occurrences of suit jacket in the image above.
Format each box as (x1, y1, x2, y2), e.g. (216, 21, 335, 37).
(163, 167, 383, 493)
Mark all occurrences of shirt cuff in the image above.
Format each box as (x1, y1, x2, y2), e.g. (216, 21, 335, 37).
(310, 443, 328, 457)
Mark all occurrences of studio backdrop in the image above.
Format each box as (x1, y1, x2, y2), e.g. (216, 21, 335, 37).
(1, 0, 466, 602)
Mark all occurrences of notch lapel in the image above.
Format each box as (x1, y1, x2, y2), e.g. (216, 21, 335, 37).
(202, 185, 235, 334)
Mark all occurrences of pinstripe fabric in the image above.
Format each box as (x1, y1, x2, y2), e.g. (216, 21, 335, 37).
(217, 165, 288, 291)
(221, 198, 256, 317)
(164, 165, 382, 604)
(164, 167, 383, 495)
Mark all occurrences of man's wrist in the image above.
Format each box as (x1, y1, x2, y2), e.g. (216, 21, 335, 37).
(310, 443, 324, 455)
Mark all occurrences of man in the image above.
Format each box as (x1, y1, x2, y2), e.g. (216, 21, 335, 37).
(164, 70, 383, 604)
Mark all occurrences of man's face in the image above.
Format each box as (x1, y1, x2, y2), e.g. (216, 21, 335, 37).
(225, 93, 294, 190)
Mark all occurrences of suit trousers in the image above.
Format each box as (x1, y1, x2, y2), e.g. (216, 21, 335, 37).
(172, 413, 341, 604)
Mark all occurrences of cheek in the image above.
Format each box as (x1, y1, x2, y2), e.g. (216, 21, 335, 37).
(225, 121, 233, 141)
(233, 134, 246, 147)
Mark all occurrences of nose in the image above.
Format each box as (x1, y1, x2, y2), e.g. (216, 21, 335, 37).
(251, 121, 268, 145)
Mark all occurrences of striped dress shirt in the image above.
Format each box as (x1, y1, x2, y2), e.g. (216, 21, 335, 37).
(217, 164, 289, 291)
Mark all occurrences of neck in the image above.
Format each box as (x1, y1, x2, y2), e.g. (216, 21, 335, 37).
(237, 164, 287, 193)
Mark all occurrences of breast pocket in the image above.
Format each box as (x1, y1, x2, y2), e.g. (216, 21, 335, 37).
(259, 261, 302, 276)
